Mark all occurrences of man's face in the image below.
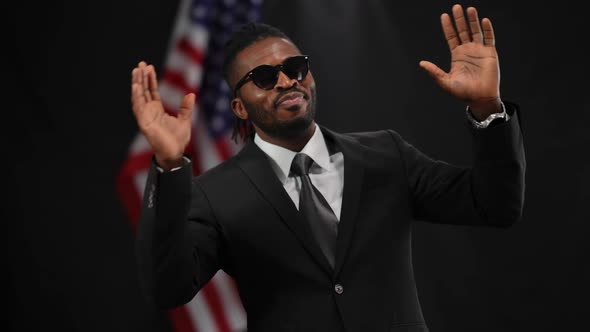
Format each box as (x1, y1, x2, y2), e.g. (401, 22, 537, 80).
(230, 37, 317, 140)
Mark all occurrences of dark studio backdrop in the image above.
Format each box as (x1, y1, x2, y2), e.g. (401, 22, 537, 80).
(8, 0, 589, 331)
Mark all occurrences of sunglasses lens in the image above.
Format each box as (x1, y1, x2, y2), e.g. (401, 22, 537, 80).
(252, 65, 279, 90)
(246, 56, 310, 91)
(283, 56, 309, 81)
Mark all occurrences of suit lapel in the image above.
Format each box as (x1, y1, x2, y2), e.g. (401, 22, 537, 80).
(322, 128, 366, 277)
(235, 140, 333, 276)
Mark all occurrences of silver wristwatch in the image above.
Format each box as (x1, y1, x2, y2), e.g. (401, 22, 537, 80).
(466, 102, 509, 129)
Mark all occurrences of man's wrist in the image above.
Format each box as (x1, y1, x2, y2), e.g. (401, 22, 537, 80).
(155, 156, 191, 173)
(466, 102, 510, 129)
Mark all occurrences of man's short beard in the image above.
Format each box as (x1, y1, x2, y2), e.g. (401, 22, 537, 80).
(243, 87, 316, 140)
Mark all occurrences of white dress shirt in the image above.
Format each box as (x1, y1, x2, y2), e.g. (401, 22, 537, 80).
(254, 124, 345, 221)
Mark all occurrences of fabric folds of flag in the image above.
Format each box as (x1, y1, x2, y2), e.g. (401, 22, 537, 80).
(117, 0, 263, 331)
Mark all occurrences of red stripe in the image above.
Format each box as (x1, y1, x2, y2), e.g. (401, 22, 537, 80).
(120, 150, 154, 173)
(163, 69, 197, 95)
(177, 37, 205, 65)
(115, 149, 154, 230)
(202, 281, 233, 332)
(169, 306, 198, 332)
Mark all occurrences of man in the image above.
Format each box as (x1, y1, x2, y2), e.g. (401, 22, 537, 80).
(130, 4, 525, 332)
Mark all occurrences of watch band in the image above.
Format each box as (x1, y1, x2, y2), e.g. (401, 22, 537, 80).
(466, 102, 509, 129)
(155, 156, 191, 173)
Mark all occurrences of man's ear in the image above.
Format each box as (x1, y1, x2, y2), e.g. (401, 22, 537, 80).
(231, 98, 248, 120)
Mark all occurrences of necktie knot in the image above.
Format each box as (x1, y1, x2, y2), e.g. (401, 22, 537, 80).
(290, 153, 314, 177)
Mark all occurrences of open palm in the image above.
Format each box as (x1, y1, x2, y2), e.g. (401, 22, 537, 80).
(131, 61, 195, 169)
(420, 5, 500, 107)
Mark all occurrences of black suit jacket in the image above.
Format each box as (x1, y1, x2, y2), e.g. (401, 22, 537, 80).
(136, 104, 525, 332)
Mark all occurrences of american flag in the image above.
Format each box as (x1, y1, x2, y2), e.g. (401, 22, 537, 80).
(117, 0, 263, 330)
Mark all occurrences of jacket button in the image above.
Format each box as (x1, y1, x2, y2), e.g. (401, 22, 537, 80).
(334, 283, 344, 294)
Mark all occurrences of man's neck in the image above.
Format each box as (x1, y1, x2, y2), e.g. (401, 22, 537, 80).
(255, 123, 316, 152)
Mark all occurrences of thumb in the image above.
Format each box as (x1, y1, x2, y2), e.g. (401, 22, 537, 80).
(419, 60, 447, 85)
(178, 93, 195, 121)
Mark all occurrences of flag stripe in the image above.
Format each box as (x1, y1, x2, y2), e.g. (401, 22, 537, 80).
(166, 51, 204, 88)
(186, 291, 218, 332)
(170, 307, 198, 332)
(163, 69, 198, 96)
(116, 148, 153, 227)
(178, 37, 206, 65)
(202, 281, 233, 332)
(215, 272, 247, 330)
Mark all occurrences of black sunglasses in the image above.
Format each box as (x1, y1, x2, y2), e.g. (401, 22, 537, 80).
(233, 55, 310, 96)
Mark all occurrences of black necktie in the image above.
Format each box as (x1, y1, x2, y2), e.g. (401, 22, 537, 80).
(290, 153, 338, 268)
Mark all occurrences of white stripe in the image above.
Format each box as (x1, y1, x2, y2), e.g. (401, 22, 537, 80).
(212, 271, 247, 331)
(186, 291, 219, 332)
(129, 133, 151, 155)
(160, 81, 188, 112)
(185, 23, 209, 54)
(165, 51, 204, 89)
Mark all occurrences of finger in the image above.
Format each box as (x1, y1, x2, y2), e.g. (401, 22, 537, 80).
(178, 93, 195, 122)
(482, 18, 496, 46)
(452, 4, 471, 44)
(441, 13, 460, 51)
(467, 7, 483, 44)
(139, 62, 153, 102)
(131, 68, 140, 100)
(147, 65, 162, 101)
(131, 83, 146, 116)
(136, 61, 146, 88)
(419, 60, 447, 85)
(132, 66, 141, 87)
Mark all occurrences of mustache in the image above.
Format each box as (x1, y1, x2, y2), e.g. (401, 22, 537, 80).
(273, 87, 309, 106)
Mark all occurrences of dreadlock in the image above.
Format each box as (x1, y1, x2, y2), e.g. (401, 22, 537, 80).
(222, 22, 292, 143)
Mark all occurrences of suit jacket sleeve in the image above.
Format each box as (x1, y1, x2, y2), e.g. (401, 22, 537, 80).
(389, 101, 526, 226)
(135, 158, 224, 309)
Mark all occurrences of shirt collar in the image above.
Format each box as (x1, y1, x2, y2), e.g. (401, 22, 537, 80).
(254, 123, 332, 183)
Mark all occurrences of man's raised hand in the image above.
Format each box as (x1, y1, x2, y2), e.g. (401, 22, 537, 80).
(419, 4, 502, 120)
(131, 61, 195, 170)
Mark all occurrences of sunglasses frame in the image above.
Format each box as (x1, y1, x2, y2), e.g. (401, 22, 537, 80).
(233, 55, 310, 97)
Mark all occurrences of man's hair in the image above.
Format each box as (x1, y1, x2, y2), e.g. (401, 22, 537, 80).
(222, 22, 292, 143)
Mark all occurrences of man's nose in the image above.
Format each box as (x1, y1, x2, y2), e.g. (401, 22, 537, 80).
(275, 71, 298, 90)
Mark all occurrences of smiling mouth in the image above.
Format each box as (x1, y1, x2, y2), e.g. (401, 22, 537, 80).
(275, 92, 307, 110)
(278, 96, 303, 108)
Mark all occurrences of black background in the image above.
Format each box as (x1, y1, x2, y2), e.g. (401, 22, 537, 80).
(9, 0, 589, 331)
